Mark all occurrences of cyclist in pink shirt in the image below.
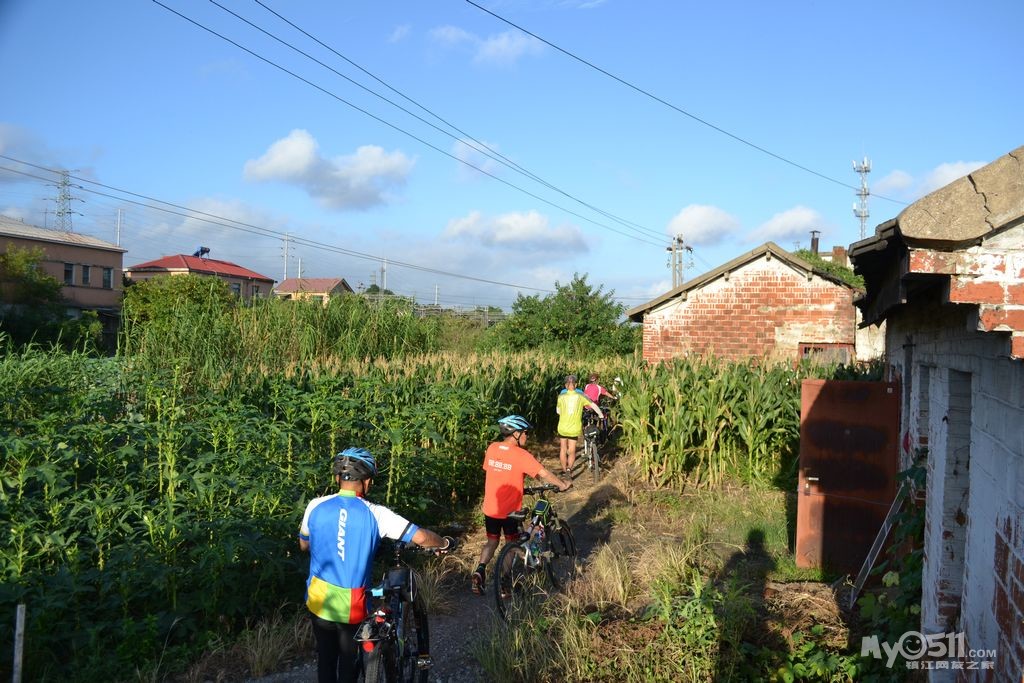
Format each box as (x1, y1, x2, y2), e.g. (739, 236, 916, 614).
(583, 373, 614, 405)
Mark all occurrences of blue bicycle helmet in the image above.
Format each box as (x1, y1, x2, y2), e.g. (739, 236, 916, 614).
(333, 447, 377, 481)
(498, 414, 532, 436)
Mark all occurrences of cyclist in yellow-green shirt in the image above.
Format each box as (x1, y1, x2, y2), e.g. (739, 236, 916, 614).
(556, 374, 603, 475)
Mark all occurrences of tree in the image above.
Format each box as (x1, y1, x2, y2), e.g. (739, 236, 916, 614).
(120, 274, 238, 361)
(122, 274, 235, 325)
(0, 245, 102, 349)
(488, 274, 638, 355)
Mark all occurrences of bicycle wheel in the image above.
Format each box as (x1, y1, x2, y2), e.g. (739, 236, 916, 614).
(362, 639, 394, 683)
(546, 520, 577, 589)
(494, 540, 552, 622)
(590, 437, 601, 483)
(396, 594, 430, 683)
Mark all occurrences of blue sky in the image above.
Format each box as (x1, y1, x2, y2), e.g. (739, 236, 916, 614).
(1, 0, 1021, 310)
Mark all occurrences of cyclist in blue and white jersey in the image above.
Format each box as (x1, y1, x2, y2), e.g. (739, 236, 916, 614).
(299, 447, 453, 683)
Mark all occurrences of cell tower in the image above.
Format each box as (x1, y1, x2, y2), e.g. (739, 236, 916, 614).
(51, 169, 82, 232)
(853, 157, 871, 239)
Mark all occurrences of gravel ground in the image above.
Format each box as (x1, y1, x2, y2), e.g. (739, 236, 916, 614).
(247, 441, 621, 683)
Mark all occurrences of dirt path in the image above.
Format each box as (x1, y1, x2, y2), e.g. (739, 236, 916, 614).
(250, 438, 624, 683)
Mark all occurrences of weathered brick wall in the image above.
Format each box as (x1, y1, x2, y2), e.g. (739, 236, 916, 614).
(886, 300, 1024, 682)
(641, 257, 856, 363)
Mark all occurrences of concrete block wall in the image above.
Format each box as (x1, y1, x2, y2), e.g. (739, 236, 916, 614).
(640, 257, 856, 363)
(885, 301, 1024, 682)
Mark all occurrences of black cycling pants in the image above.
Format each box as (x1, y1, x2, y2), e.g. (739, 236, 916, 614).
(310, 613, 361, 683)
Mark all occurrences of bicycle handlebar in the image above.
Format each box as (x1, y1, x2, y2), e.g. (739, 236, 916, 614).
(390, 536, 458, 555)
(524, 484, 562, 494)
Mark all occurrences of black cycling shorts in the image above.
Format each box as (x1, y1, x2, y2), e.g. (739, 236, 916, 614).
(484, 515, 520, 541)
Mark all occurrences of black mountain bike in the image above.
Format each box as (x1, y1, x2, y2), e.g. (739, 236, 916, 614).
(356, 539, 454, 683)
(494, 484, 577, 622)
(581, 409, 603, 483)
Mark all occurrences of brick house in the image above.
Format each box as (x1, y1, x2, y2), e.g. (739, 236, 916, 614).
(627, 242, 861, 363)
(125, 254, 274, 302)
(0, 216, 125, 312)
(275, 277, 353, 303)
(850, 145, 1024, 680)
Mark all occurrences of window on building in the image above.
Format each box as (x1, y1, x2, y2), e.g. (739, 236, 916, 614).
(253, 285, 261, 297)
(82, 265, 91, 286)
(230, 282, 241, 296)
(63, 263, 74, 285)
(102, 268, 113, 289)
(798, 343, 853, 365)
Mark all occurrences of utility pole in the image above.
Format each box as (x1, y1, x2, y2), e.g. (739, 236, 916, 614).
(381, 257, 388, 292)
(665, 235, 692, 288)
(297, 256, 303, 279)
(282, 234, 291, 281)
(853, 157, 871, 240)
(434, 284, 439, 307)
(115, 209, 122, 246)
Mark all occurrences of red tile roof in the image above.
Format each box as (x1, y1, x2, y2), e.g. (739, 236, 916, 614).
(275, 277, 352, 294)
(127, 255, 274, 282)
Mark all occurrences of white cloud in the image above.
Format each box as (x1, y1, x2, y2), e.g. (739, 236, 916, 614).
(475, 31, 544, 65)
(921, 161, 986, 195)
(0, 123, 58, 180)
(666, 205, 740, 246)
(430, 25, 543, 65)
(431, 25, 475, 46)
(388, 24, 411, 43)
(525, 265, 571, 286)
(244, 130, 414, 210)
(873, 169, 913, 196)
(443, 209, 586, 256)
(1, 206, 28, 220)
(644, 279, 672, 297)
(750, 205, 824, 243)
(872, 160, 988, 201)
(452, 138, 502, 180)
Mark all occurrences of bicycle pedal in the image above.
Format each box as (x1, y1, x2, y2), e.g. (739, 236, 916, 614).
(416, 655, 433, 670)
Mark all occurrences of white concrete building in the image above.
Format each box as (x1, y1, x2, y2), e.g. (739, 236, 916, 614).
(851, 145, 1024, 681)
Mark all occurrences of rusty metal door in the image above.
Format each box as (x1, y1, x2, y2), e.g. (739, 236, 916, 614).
(795, 379, 900, 573)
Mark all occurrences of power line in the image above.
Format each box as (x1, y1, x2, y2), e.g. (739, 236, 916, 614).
(463, 0, 909, 206)
(220, 0, 662, 242)
(0, 157, 556, 293)
(149, 0, 666, 248)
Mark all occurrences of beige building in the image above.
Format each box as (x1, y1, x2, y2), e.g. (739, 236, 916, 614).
(125, 254, 274, 302)
(0, 216, 125, 311)
(275, 277, 353, 303)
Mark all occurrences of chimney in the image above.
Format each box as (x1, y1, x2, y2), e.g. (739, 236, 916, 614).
(810, 230, 820, 256)
(831, 245, 848, 267)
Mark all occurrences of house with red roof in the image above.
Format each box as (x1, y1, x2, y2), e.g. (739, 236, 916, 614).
(124, 254, 274, 302)
(274, 277, 353, 304)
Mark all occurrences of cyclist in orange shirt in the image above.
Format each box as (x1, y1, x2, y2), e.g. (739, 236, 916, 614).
(471, 415, 571, 595)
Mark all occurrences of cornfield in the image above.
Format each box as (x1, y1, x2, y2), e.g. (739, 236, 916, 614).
(0, 306, 858, 679)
